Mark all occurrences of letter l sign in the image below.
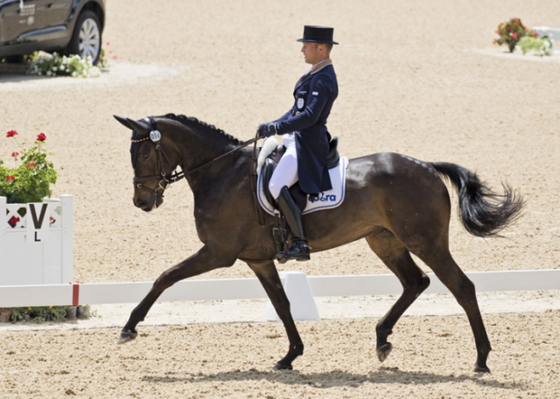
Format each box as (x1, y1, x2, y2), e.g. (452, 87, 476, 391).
(28, 203, 48, 242)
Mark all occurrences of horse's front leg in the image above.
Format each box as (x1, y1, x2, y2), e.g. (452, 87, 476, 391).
(247, 260, 304, 370)
(118, 244, 234, 344)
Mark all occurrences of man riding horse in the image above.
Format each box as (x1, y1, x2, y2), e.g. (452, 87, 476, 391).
(257, 25, 339, 263)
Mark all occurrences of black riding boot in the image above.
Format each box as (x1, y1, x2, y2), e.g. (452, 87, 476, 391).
(277, 186, 310, 262)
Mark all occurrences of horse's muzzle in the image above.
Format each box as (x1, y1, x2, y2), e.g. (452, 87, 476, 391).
(133, 194, 163, 212)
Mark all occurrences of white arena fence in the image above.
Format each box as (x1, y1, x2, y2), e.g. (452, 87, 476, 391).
(0, 270, 559, 321)
(1, 195, 559, 320)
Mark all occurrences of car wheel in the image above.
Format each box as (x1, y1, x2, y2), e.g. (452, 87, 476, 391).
(66, 10, 102, 65)
(4, 55, 25, 64)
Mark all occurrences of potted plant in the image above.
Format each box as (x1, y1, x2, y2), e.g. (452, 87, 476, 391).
(0, 130, 57, 204)
(494, 18, 539, 53)
(1, 130, 73, 286)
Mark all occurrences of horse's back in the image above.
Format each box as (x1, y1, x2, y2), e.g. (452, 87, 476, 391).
(347, 152, 446, 191)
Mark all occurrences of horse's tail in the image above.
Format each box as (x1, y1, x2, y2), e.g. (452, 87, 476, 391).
(432, 162, 524, 238)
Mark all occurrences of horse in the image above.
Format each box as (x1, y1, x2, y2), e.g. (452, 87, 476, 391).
(114, 113, 524, 373)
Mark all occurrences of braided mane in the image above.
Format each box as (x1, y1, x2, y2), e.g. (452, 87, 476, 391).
(164, 113, 242, 145)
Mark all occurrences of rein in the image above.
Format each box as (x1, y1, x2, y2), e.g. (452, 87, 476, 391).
(185, 136, 259, 176)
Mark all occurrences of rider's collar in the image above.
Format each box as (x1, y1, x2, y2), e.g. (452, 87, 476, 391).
(310, 59, 332, 75)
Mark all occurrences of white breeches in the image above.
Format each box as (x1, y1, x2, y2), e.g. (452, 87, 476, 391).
(268, 134, 299, 200)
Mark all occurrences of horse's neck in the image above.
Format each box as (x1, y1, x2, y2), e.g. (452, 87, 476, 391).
(175, 127, 246, 189)
(186, 149, 251, 200)
(176, 126, 237, 172)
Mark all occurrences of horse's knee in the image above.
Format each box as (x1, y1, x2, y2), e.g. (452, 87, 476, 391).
(403, 272, 430, 295)
(419, 273, 431, 292)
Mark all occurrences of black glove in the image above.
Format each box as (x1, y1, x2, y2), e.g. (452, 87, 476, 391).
(257, 121, 277, 138)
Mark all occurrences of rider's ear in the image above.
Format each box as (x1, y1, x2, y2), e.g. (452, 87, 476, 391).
(114, 115, 133, 129)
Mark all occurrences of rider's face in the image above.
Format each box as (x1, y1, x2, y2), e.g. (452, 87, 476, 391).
(301, 42, 323, 65)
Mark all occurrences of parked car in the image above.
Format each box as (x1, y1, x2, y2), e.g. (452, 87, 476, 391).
(0, 0, 105, 65)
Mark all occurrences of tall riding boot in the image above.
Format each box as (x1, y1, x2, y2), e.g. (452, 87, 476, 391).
(277, 186, 310, 262)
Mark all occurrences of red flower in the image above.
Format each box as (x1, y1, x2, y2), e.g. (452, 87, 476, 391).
(26, 162, 36, 168)
(511, 32, 518, 40)
(6, 130, 18, 138)
(50, 217, 56, 224)
(36, 133, 47, 142)
(8, 216, 20, 228)
(5, 176, 15, 181)
(11, 152, 19, 157)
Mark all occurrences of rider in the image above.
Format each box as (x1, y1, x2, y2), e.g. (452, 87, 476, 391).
(257, 25, 339, 262)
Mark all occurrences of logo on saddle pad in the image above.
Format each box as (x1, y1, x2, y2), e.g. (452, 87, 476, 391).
(309, 193, 336, 203)
(257, 156, 348, 216)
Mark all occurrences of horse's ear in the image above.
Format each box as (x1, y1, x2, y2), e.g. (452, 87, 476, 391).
(113, 115, 133, 129)
(125, 118, 151, 135)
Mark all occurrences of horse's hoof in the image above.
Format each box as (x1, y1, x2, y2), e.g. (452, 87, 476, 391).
(117, 329, 138, 344)
(376, 343, 393, 362)
(274, 362, 293, 371)
(474, 364, 491, 373)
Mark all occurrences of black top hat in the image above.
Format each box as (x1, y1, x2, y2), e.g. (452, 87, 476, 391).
(297, 25, 339, 45)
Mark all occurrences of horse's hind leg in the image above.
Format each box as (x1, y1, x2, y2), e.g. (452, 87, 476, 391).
(246, 260, 304, 370)
(417, 248, 492, 373)
(365, 230, 431, 363)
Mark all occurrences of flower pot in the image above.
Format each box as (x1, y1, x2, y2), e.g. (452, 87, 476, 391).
(66, 306, 77, 320)
(77, 305, 91, 319)
(0, 309, 12, 322)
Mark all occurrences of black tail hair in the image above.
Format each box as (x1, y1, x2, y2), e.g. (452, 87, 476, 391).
(432, 162, 524, 238)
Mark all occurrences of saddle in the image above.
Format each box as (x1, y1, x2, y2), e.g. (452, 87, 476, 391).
(260, 137, 340, 211)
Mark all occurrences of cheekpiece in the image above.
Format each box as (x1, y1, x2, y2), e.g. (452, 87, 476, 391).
(297, 25, 339, 45)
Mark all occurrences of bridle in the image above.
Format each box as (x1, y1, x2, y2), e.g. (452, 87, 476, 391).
(131, 117, 258, 200)
(131, 131, 184, 198)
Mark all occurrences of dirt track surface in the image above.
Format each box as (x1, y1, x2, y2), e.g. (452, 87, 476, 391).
(1, 0, 560, 397)
(1, 311, 559, 398)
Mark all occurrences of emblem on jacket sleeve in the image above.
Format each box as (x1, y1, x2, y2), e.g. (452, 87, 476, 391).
(297, 98, 304, 109)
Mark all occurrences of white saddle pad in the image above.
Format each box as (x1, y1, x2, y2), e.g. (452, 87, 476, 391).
(257, 156, 349, 216)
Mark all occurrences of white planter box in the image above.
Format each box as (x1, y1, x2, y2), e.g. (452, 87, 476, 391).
(0, 195, 73, 286)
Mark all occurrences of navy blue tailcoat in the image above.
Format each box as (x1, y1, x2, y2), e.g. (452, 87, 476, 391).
(274, 63, 338, 195)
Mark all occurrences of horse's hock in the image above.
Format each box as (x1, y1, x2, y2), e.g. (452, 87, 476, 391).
(0, 195, 74, 286)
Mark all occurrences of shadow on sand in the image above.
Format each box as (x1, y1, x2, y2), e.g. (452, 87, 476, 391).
(142, 366, 527, 391)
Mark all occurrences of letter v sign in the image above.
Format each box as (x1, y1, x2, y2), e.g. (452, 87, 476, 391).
(29, 203, 48, 242)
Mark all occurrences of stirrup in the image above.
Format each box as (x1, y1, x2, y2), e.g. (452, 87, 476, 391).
(277, 239, 310, 263)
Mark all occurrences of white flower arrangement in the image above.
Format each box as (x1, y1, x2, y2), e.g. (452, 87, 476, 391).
(28, 52, 101, 78)
(514, 36, 554, 56)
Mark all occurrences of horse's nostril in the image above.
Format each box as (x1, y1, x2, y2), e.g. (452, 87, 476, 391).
(134, 198, 147, 209)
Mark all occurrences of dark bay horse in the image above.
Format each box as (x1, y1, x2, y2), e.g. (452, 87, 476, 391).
(114, 113, 524, 373)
